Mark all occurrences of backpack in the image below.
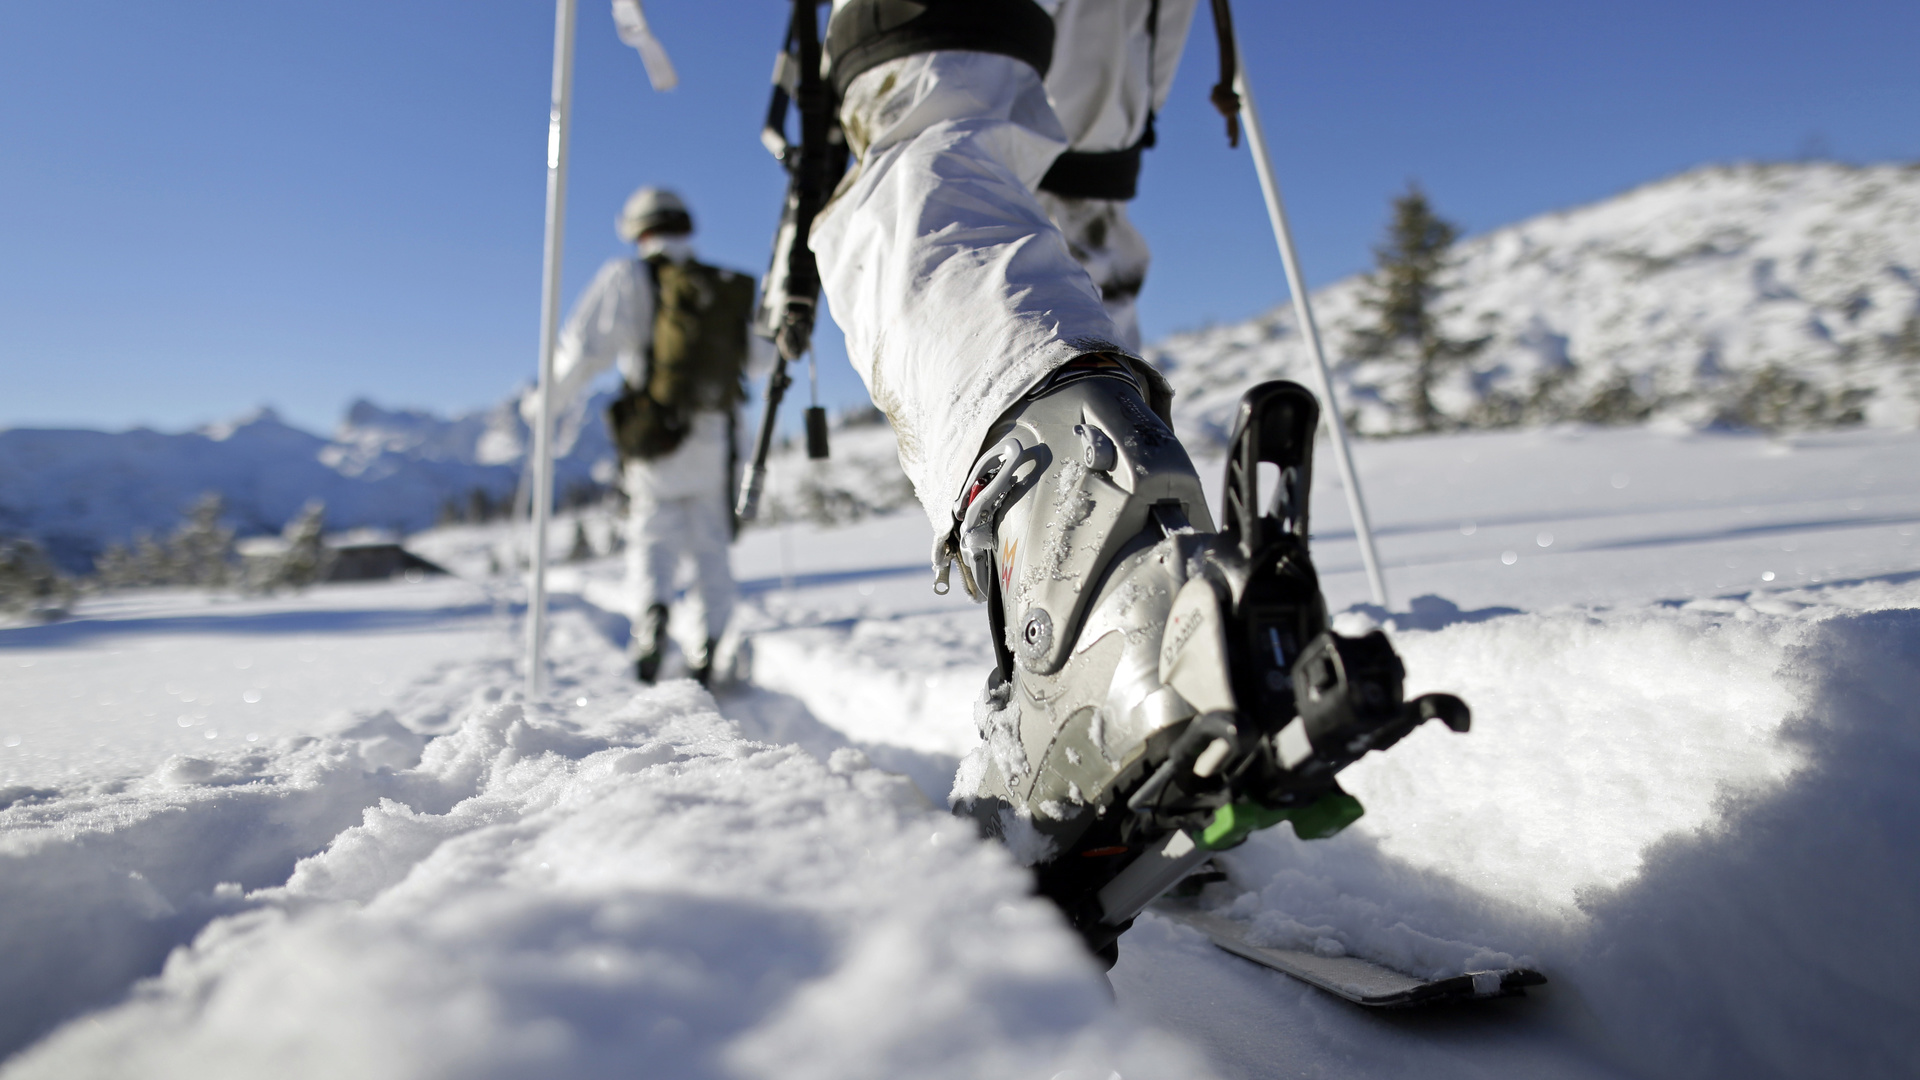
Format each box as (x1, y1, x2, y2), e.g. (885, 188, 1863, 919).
(607, 256, 755, 460)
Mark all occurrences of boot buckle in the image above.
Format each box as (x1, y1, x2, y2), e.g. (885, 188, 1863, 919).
(943, 435, 1026, 603)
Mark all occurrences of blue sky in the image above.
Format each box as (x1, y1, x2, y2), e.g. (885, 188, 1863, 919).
(2, 0, 1915, 435)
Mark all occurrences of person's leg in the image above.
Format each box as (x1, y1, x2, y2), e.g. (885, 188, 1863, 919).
(813, 49, 1126, 531)
(810, 4, 1205, 963)
(626, 461, 685, 682)
(1034, 192, 1151, 351)
(1043, 0, 1201, 149)
(815, 0, 1196, 528)
(1037, 0, 1199, 353)
(681, 488, 737, 685)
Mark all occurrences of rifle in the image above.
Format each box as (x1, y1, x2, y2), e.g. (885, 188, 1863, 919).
(738, 0, 845, 522)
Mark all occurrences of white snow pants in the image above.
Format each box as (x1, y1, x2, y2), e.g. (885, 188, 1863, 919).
(812, 50, 1099, 536)
(1036, 190, 1152, 353)
(623, 411, 735, 644)
(812, 0, 1195, 532)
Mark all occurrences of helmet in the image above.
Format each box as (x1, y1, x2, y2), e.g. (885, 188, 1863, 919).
(617, 187, 693, 241)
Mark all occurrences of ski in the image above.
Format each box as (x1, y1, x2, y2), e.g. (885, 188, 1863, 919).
(1148, 896, 1546, 1008)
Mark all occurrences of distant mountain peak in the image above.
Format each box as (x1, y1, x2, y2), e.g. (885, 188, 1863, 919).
(199, 405, 297, 441)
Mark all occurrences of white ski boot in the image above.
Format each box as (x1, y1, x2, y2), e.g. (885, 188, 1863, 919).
(941, 362, 1471, 962)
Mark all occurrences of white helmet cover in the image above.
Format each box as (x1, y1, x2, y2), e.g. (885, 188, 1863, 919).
(617, 186, 693, 241)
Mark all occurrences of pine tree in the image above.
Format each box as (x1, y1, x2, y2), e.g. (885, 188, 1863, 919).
(93, 540, 137, 589)
(1352, 185, 1486, 432)
(94, 496, 252, 591)
(170, 494, 236, 587)
(274, 500, 331, 589)
(0, 537, 71, 614)
(568, 520, 594, 562)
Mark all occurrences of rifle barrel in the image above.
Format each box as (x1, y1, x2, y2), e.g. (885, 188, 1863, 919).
(736, 358, 792, 521)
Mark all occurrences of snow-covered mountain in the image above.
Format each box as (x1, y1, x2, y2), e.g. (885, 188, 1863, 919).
(0, 393, 618, 573)
(1155, 161, 1920, 445)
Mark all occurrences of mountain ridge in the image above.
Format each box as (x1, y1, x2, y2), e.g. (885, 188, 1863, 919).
(0, 391, 618, 573)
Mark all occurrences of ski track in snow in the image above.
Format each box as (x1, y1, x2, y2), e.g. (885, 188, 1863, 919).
(3, 425, 1920, 1077)
(1, 604, 1203, 1080)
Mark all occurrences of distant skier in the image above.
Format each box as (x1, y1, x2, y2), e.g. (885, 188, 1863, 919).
(537, 187, 771, 684)
(778, 0, 1471, 966)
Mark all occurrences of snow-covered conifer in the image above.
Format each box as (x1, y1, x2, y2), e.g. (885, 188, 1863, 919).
(274, 500, 332, 589)
(0, 536, 72, 616)
(1351, 186, 1488, 433)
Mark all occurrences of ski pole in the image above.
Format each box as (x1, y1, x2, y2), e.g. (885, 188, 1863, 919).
(527, 0, 578, 700)
(1232, 38, 1392, 610)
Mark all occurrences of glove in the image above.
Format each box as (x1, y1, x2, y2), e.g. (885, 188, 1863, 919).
(775, 299, 815, 362)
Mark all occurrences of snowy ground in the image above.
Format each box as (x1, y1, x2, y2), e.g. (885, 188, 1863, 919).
(3, 424, 1918, 1078)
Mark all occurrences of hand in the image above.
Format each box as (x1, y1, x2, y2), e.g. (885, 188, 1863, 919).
(775, 300, 815, 362)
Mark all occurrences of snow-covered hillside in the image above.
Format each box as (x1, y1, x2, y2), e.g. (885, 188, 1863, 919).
(1157, 161, 1920, 444)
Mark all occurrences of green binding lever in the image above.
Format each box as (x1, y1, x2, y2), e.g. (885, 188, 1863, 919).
(1198, 789, 1364, 851)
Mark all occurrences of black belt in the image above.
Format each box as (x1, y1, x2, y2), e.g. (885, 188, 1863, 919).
(1039, 126, 1153, 202)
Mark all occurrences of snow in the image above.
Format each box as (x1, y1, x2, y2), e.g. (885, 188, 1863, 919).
(1, 598, 1205, 1080)
(1126, 577, 1920, 1080)
(0, 579, 503, 788)
(9, 419, 1915, 1076)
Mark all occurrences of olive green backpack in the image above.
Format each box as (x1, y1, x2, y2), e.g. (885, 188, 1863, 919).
(607, 256, 755, 460)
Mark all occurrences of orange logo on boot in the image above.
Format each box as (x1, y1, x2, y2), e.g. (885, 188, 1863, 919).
(999, 539, 1018, 591)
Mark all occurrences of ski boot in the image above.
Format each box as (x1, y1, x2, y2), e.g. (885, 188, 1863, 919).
(942, 366, 1472, 963)
(690, 636, 720, 688)
(635, 603, 669, 683)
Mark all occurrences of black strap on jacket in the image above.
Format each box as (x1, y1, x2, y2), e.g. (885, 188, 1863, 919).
(824, 0, 1056, 98)
(636, 254, 663, 391)
(1037, 141, 1150, 201)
